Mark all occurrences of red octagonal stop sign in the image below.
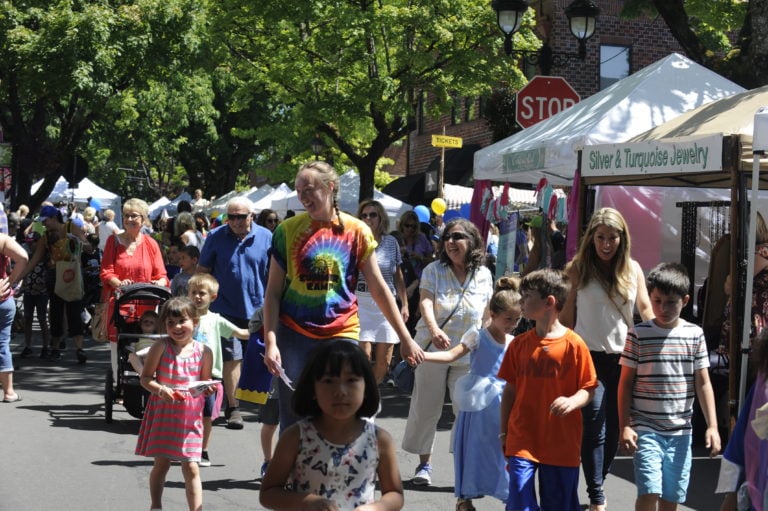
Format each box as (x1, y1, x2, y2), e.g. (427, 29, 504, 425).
(516, 76, 580, 129)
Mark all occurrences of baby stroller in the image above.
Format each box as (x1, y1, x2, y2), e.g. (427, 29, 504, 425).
(104, 283, 171, 423)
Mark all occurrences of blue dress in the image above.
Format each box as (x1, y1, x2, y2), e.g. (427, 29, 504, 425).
(452, 328, 511, 502)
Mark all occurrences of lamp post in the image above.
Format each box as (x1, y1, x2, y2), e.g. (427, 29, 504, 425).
(491, 0, 599, 74)
(310, 134, 326, 161)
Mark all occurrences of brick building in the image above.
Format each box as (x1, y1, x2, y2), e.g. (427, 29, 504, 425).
(383, 0, 684, 194)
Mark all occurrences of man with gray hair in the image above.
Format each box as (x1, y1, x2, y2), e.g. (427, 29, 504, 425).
(197, 196, 271, 429)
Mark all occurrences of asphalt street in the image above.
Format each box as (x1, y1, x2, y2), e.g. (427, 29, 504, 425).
(2, 335, 725, 510)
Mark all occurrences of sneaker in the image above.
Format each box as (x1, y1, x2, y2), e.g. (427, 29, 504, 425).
(385, 375, 395, 388)
(76, 349, 87, 364)
(226, 407, 244, 430)
(39, 347, 49, 359)
(199, 451, 211, 467)
(49, 349, 62, 360)
(20, 347, 33, 358)
(412, 462, 432, 486)
(260, 461, 269, 479)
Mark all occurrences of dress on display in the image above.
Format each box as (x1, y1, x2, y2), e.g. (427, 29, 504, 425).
(452, 328, 511, 502)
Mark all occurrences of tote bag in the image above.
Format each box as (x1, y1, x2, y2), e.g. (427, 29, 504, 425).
(54, 239, 84, 302)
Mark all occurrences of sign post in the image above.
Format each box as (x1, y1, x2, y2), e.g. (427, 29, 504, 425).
(431, 132, 463, 199)
(516, 76, 580, 129)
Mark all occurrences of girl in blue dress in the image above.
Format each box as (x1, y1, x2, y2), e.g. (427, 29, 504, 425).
(421, 277, 522, 511)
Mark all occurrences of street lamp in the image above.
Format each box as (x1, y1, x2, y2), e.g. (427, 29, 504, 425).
(491, 0, 599, 74)
(310, 134, 326, 160)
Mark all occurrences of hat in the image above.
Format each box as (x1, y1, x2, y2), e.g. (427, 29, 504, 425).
(36, 205, 60, 222)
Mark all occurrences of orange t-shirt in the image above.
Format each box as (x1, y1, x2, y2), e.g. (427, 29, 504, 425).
(497, 328, 597, 467)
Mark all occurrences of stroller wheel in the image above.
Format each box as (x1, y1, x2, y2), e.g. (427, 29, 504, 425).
(105, 368, 114, 423)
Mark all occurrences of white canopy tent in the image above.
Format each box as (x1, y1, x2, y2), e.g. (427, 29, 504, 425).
(31, 176, 122, 215)
(148, 196, 171, 220)
(252, 183, 292, 214)
(473, 53, 745, 187)
(274, 170, 412, 223)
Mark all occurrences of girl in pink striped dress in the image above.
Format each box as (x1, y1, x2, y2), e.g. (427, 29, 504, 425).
(136, 297, 213, 511)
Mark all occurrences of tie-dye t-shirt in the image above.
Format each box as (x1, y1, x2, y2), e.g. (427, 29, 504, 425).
(271, 212, 376, 339)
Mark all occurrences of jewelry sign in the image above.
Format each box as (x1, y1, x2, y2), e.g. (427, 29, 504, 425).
(580, 134, 723, 177)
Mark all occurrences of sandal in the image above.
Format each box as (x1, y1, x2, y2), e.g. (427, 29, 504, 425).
(456, 498, 476, 511)
(3, 394, 22, 403)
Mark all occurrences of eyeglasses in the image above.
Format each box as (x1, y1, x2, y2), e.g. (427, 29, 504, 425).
(442, 232, 469, 242)
(402, 223, 417, 229)
(266, 217, 278, 224)
(360, 212, 379, 220)
(227, 213, 249, 221)
(124, 213, 143, 220)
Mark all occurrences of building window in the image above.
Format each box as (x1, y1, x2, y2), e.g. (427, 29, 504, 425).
(417, 91, 425, 135)
(600, 45, 631, 90)
(451, 95, 461, 125)
(465, 97, 477, 122)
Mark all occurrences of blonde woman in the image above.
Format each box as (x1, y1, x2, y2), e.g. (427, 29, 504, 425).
(262, 161, 422, 430)
(561, 207, 653, 511)
(357, 199, 409, 384)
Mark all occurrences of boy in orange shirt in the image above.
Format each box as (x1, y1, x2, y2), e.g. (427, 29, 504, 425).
(498, 269, 597, 511)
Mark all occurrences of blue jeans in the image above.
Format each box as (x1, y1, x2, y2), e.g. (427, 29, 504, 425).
(275, 323, 355, 432)
(0, 298, 17, 372)
(581, 352, 621, 506)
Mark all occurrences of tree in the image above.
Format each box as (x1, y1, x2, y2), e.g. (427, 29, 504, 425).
(622, 0, 768, 88)
(0, 0, 207, 209)
(215, 0, 529, 200)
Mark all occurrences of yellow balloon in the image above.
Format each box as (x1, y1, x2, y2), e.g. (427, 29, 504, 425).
(431, 198, 447, 216)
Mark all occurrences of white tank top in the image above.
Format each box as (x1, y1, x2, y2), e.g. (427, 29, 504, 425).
(574, 260, 639, 354)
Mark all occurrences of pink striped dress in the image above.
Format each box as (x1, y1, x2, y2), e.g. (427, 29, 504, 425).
(135, 340, 205, 462)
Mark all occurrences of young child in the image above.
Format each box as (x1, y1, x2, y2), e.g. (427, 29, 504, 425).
(498, 269, 597, 511)
(421, 276, 521, 511)
(164, 243, 181, 281)
(187, 273, 249, 467)
(618, 262, 720, 511)
(260, 341, 404, 511)
(171, 245, 200, 297)
(127, 310, 160, 374)
(135, 297, 214, 511)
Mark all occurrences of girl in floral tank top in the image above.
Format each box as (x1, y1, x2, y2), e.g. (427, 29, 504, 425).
(260, 341, 404, 511)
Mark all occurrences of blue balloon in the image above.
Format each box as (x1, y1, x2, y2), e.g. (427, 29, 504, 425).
(443, 209, 460, 222)
(414, 205, 430, 223)
(459, 203, 471, 218)
(89, 198, 102, 210)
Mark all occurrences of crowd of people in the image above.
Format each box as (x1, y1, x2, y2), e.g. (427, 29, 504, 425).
(2, 170, 765, 511)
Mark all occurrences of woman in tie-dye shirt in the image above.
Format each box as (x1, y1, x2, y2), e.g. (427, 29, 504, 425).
(262, 161, 423, 430)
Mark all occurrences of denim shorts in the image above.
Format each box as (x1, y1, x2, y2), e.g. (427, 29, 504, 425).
(221, 314, 249, 362)
(634, 431, 692, 503)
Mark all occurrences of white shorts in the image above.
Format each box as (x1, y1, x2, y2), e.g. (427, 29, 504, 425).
(357, 294, 399, 344)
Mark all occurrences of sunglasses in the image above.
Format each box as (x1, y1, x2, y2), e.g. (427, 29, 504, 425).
(360, 212, 379, 220)
(442, 232, 469, 242)
(403, 223, 418, 229)
(227, 213, 249, 221)
(266, 217, 278, 224)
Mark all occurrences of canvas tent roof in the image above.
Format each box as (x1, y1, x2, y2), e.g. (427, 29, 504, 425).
(473, 53, 746, 187)
(252, 183, 292, 213)
(31, 176, 122, 215)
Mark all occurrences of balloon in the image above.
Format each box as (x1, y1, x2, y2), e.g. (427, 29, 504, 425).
(443, 209, 460, 222)
(414, 205, 430, 223)
(89, 198, 102, 210)
(459, 203, 471, 219)
(431, 198, 447, 216)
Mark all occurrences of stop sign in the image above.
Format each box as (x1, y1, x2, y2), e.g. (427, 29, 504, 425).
(516, 76, 580, 129)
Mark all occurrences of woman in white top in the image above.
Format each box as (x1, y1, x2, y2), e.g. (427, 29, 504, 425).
(356, 199, 409, 384)
(561, 207, 653, 511)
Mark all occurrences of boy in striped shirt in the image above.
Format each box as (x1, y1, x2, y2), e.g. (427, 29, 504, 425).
(618, 262, 721, 511)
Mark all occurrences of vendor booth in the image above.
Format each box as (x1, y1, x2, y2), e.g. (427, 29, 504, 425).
(31, 176, 122, 216)
(576, 85, 768, 427)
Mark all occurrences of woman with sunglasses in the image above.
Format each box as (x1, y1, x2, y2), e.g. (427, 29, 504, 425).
(262, 161, 423, 431)
(256, 209, 280, 233)
(356, 199, 409, 384)
(402, 217, 494, 488)
(398, 210, 433, 278)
